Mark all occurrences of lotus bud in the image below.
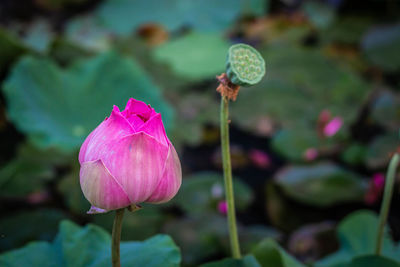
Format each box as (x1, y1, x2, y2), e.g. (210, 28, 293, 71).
(78, 98, 182, 213)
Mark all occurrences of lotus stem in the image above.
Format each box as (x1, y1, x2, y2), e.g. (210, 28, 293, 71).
(375, 153, 400, 255)
(220, 95, 241, 259)
(112, 208, 125, 267)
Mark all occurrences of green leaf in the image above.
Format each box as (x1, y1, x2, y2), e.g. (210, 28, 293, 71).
(172, 172, 253, 215)
(153, 32, 230, 81)
(271, 129, 320, 162)
(251, 238, 305, 267)
(274, 162, 367, 207)
(3, 51, 174, 150)
(341, 143, 367, 166)
(316, 210, 400, 266)
(96, 0, 267, 34)
(0, 242, 60, 267)
(0, 143, 71, 197)
(65, 15, 112, 52)
(370, 90, 400, 131)
(0, 158, 53, 197)
(343, 255, 400, 267)
(0, 209, 69, 252)
(53, 221, 110, 267)
(362, 23, 400, 71)
(21, 20, 54, 53)
(302, 1, 336, 30)
(0, 220, 181, 267)
(200, 255, 261, 267)
(321, 16, 374, 45)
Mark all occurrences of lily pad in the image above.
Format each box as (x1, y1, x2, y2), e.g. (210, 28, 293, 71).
(274, 162, 367, 207)
(96, 0, 267, 34)
(0, 143, 71, 197)
(370, 90, 400, 131)
(251, 238, 305, 267)
(153, 32, 230, 81)
(65, 15, 112, 52)
(21, 19, 54, 53)
(343, 255, 400, 267)
(0, 209, 69, 252)
(362, 23, 400, 71)
(315, 210, 400, 266)
(200, 255, 261, 267)
(271, 129, 320, 162)
(0, 220, 181, 267)
(3, 51, 174, 150)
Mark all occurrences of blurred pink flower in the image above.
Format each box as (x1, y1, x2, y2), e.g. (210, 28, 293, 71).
(249, 149, 271, 169)
(365, 173, 385, 205)
(323, 117, 343, 137)
(218, 200, 228, 215)
(79, 98, 182, 213)
(304, 148, 318, 161)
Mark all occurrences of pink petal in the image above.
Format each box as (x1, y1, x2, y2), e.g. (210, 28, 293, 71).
(323, 117, 343, 137)
(101, 132, 169, 203)
(122, 98, 157, 124)
(137, 113, 168, 147)
(146, 143, 182, 203)
(80, 159, 131, 211)
(124, 114, 146, 127)
(218, 200, 228, 215)
(79, 106, 135, 164)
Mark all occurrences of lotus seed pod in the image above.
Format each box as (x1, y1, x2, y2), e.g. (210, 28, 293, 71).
(225, 43, 266, 86)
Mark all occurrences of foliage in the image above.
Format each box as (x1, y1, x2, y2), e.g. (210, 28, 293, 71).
(316, 210, 400, 266)
(95, 0, 267, 34)
(252, 238, 305, 267)
(274, 162, 367, 207)
(0, 221, 181, 267)
(2, 52, 173, 150)
(153, 32, 230, 81)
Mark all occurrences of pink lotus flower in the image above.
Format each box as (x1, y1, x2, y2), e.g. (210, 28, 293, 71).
(79, 98, 182, 213)
(323, 117, 343, 137)
(218, 200, 228, 215)
(249, 149, 271, 169)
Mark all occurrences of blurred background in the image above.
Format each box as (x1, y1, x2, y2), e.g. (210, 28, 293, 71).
(0, 0, 399, 266)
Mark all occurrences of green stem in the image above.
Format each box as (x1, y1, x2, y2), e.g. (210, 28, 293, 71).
(220, 96, 241, 259)
(375, 153, 400, 255)
(112, 208, 125, 267)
